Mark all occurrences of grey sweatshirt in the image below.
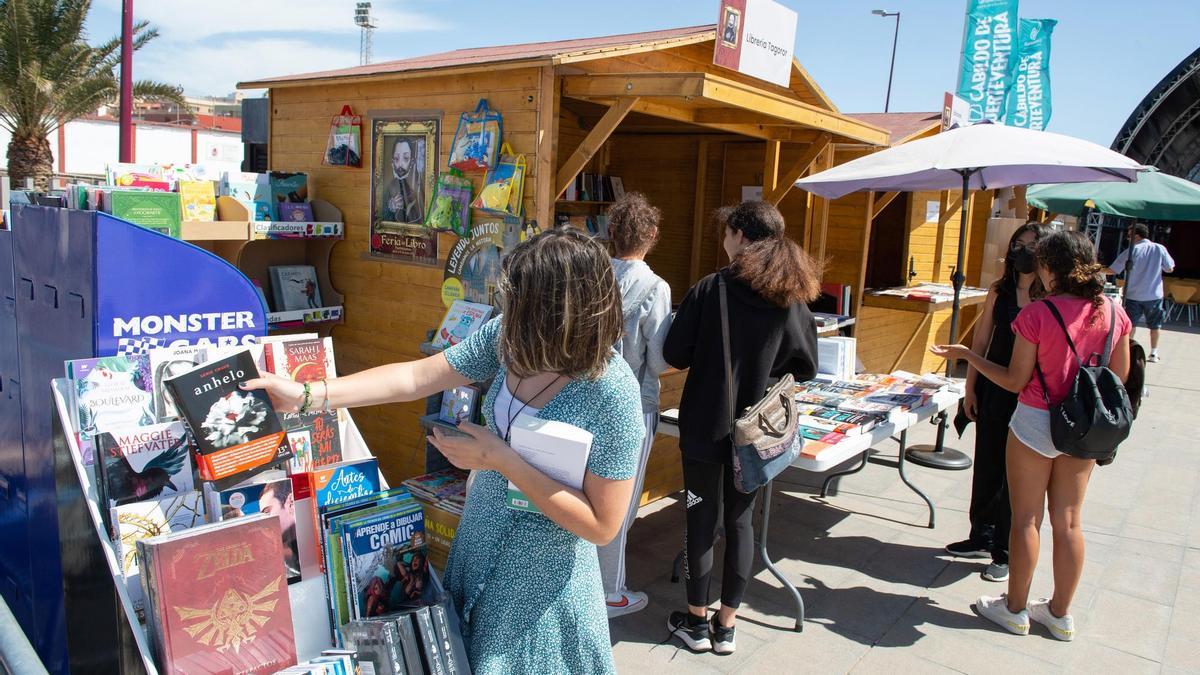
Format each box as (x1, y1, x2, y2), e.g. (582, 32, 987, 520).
(611, 258, 672, 415)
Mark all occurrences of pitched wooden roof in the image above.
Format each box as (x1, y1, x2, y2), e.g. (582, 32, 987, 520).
(845, 112, 942, 145)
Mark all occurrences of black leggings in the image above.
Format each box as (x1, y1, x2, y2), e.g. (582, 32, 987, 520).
(970, 412, 1012, 563)
(682, 456, 758, 609)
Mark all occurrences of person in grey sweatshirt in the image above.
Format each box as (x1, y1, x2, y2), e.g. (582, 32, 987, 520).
(598, 192, 672, 618)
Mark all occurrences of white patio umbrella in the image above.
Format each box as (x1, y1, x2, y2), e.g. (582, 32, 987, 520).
(795, 121, 1148, 469)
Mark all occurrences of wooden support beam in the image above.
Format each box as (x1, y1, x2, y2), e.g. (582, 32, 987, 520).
(766, 132, 832, 205)
(554, 96, 638, 198)
(534, 66, 560, 230)
(854, 192, 876, 320)
(813, 146, 834, 265)
(689, 141, 710, 284)
(763, 140, 781, 201)
(871, 191, 900, 220)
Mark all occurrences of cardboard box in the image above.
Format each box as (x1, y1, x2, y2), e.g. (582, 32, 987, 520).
(419, 499, 461, 571)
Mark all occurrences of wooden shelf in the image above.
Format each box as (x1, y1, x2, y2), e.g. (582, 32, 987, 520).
(555, 200, 613, 206)
(267, 304, 344, 328)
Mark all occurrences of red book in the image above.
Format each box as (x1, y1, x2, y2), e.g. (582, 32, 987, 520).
(137, 514, 297, 674)
(265, 337, 337, 383)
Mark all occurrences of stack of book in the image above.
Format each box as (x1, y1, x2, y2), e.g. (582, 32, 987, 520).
(402, 468, 469, 517)
(341, 597, 470, 675)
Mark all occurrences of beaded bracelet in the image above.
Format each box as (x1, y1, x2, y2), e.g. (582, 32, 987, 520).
(299, 381, 313, 414)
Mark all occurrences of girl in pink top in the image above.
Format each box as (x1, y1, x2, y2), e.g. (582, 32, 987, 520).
(933, 231, 1131, 642)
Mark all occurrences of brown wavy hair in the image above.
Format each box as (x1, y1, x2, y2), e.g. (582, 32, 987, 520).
(719, 200, 822, 306)
(1036, 230, 1105, 313)
(607, 192, 661, 257)
(497, 228, 622, 380)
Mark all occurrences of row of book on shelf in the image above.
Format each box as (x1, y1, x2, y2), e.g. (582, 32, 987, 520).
(64, 332, 468, 674)
(560, 172, 624, 202)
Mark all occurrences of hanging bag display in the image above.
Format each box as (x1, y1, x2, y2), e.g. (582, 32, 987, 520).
(323, 105, 362, 167)
(449, 99, 502, 172)
(425, 170, 474, 237)
(471, 143, 525, 218)
(719, 276, 803, 494)
(1033, 297, 1133, 464)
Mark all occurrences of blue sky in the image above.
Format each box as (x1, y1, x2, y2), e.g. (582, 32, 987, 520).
(87, 0, 1199, 147)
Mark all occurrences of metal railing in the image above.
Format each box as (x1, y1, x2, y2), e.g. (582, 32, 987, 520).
(0, 595, 47, 675)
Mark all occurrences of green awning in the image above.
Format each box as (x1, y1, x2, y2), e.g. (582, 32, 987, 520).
(1026, 169, 1200, 221)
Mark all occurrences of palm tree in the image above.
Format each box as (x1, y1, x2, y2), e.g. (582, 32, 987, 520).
(0, 0, 186, 190)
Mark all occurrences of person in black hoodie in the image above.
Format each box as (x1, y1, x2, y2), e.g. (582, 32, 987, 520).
(662, 200, 820, 655)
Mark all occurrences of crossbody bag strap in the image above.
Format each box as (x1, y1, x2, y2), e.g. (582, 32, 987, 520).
(1043, 299, 1083, 364)
(718, 275, 736, 433)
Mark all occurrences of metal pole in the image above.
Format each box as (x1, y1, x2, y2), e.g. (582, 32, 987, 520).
(948, 169, 970, 351)
(884, 13, 900, 113)
(118, 0, 133, 162)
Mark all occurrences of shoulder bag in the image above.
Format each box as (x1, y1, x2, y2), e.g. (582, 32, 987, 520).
(719, 275, 802, 493)
(1033, 297, 1133, 463)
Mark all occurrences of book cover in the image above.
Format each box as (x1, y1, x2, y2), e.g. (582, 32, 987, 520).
(269, 172, 309, 220)
(438, 386, 479, 425)
(164, 350, 289, 485)
(95, 421, 194, 516)
(429, 301, 493, 351)
(108, 163, 171, 191)
(343, 502, 431, 620)
(137, 514, 296, 674)
(270, 265, 324, 312)
(147, 345, 209, 421)
(221, 171, 270, 201)
(307, 458, 381, 572)
(278, 202, 315, 222)
(430, 603, 469, 675)
(283, 410, 342, 472)
(863, 391, 927, 410)
(210, 476, 301, 583)
(412, 606, 448, 675)
(342, 620, 404, 675)
(794, 414, 856, 436)
(799, 426, 846, 444)
(68, 354, 155, 464)
(393, 612, 425, 675)
(506, 416, 592, 514)
(794, 405, 877, 435)
(111, 491, 206, 623)
(268, 336, 336, 382)
(110, 190, 183, 238)
(179, 180, 216, 222)
(401, 469, 467, 505)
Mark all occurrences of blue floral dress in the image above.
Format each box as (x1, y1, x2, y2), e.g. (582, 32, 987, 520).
(442, 318, 644, 674)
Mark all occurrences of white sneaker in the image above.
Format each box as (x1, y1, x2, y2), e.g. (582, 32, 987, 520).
(606, 590, 648, 618)
(1028, 598, 1075, 641)
(976, 595, 1029, 635)
(1148, 353, 1161, 363)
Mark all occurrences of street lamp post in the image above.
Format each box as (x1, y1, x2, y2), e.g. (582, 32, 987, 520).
(872, 9, 901, 113)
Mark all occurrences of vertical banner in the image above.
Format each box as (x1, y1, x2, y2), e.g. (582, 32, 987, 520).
(955, 0, 1019, 123)
(713, 0, 797, 88)
(1004, 18, 1056, 130)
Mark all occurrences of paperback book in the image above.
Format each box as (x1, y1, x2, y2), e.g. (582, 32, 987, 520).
(111, 491, 205, 622)
(179, 180, 216, 221)
(164, 350, 289, 486)
(147, 345, 209, 421)
(206, 474, 301, 583)
(264, 336, 337, 382)
(137, 513, 297, 674)
(67, 354, 155, 464)
(278, 202, 314, 222)
(269, 172, 309, 219)
(283, 410, 343, 472)
(270, 265, 324, 311)
(794, 405, 878, 435)
(300, 458, 381, 573)
(94, 420, 195, 523)
(429, 301, 493, 351)
(109, 190, 183, 238)
(342, 500, 431, 621)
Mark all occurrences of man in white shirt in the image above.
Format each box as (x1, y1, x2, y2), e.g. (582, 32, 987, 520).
(1104, 223, 1175, 362)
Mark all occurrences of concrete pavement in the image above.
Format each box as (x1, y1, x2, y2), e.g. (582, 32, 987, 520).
(610, 324, 1199, 673)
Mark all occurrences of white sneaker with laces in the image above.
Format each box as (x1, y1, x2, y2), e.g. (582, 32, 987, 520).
(606, 590, 648, 619)
(976, 595, 1029, 635)
(1028, 598, 1075, 641)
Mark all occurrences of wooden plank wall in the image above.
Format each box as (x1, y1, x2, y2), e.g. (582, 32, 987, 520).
(268, 68, 544, 481)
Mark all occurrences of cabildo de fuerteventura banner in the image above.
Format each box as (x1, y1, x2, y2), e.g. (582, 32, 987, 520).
(956, 0, 1019, 123)
(1004, 18, 1056, 131)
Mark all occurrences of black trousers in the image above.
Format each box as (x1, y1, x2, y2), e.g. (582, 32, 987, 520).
(969, 413, 1012, 564)
(682, 456, 758, 609)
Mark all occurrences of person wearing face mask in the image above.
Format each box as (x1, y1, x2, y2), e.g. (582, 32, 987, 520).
(946, 222, 1046, 582)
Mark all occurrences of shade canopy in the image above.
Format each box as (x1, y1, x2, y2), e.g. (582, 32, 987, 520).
(1026, 169, 1200, 221)
(794, 122, 1148, 199)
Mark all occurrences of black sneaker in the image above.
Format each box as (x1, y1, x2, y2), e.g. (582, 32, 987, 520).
(945, 538, 991, 559)
(710, 618, 736, 655)
(667, 611, 711, 652)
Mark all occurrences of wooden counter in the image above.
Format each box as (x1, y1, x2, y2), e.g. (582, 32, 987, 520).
(857, 287, 987, 375)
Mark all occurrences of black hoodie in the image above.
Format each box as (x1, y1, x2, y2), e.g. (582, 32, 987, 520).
(663, 268, 819, 464)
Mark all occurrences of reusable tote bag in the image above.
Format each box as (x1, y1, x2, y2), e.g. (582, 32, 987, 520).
(471, 144, 526, 218)
(323, 105, 362, 167)
(449, 99, 502, 172)
(719, 276, 802, 493)
(425, 170, 474, 237)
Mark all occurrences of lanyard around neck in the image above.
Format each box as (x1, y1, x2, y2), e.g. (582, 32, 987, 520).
(503, 375, 563, 443)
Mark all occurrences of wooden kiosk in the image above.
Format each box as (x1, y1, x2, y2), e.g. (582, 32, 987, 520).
(239, 24, 995, 505)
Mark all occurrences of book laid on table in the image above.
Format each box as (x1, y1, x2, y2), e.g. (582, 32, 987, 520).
(429, 301, 493, 351)
(204, 473, 302, 583)
(94, 421, 194, 529)
(137, 513, 297, 674)
(66, 354, 156, 465)
(164, 350, 290, 487)
(795, 405, 878, 435)
(111, 491, 206, 623)
(505, 415, 592, 513)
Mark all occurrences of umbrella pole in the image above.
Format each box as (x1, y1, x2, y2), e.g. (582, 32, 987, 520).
(906, 170, 974, 472)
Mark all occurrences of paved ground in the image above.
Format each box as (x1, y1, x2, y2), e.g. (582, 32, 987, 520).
(611, 325, 1200, 674)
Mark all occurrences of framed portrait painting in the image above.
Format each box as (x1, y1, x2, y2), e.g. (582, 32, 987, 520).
(369, 112, 440, 265)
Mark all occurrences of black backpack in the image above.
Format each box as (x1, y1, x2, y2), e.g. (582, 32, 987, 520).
(1033, 298, 1133, 463)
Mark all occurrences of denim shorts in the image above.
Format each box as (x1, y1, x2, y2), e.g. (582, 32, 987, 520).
(1125, 298, 1165, 329)
(1009, 403, 1062, 459)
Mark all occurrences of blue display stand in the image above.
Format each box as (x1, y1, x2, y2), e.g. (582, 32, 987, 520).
(0, 204, 267, 672)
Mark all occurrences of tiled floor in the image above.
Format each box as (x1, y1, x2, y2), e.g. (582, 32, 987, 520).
(611, 325, 1199, 673)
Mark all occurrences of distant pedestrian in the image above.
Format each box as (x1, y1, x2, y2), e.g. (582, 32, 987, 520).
(933, 231, 1132, 642)
(663, 201, 819, 655)
(1103, 222, 1174, 362)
